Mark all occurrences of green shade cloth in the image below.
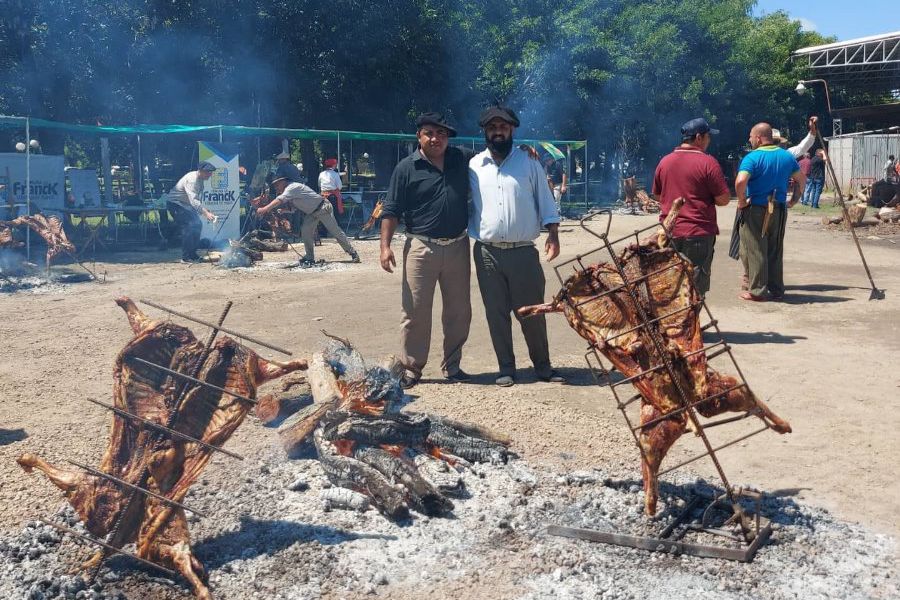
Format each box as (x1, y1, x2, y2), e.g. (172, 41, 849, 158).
(0, 115, 584, 147)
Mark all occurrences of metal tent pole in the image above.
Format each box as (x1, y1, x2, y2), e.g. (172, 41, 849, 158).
(136, 134, 143, 201)
(25, 117, 30, 260)
(566, 144, 572, 210)
(218, 126, 223, 143)
(584, 139, 589, 213)
(349, 138, 353, 192)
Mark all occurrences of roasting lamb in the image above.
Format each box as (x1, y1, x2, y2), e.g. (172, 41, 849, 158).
(17, 297, 307, 600)
(518, 216, 790, 515)
(1, 214, 76, 268)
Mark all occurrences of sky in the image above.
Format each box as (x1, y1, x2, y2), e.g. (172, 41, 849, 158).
(753, 0, 898, 42)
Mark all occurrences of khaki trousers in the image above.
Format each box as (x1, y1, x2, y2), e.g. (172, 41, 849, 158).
(300, 201, 355, 260)
(739, 204, 786, 297)
(400, 236, 471, 377)
(473, 242, 552, 379)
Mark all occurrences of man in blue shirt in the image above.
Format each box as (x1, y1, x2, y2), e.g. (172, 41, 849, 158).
(735, 123, 806, 301)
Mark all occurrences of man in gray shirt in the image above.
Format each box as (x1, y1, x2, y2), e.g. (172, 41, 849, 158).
(256, 166, 359, 265)
(167, 161, 218, 263)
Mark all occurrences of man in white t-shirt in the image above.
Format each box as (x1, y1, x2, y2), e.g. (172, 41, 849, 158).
(318, 158, 344, 214)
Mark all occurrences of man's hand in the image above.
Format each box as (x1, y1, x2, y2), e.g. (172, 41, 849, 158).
(560, 185, 567, 195)
(520, 144, 540, 161)
(545, 225, 560, 261)
(204, 209, 218, 223)
(380, 246, 396, 273)
(808, 116, 818, 135)
(256, 204, 270, 217)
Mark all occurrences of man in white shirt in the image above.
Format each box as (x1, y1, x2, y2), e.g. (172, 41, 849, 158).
(166, 161, 218, 263)
(318, 158, 344, 214)
(257, 166, 359, 265)
(469, 106, 565, 387)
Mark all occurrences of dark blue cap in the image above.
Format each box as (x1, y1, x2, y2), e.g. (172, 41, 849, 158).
(681, 118, 719, 137)
(197, 161, 217, 172)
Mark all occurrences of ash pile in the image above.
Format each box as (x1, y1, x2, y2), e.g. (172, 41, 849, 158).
(0, 251, 93, 293)
(207, 231, 290, 269)
(1, 214, 97, 291)
(3, 463, 896, 599)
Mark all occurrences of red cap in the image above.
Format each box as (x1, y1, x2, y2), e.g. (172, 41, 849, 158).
(324, 158, 338, 168)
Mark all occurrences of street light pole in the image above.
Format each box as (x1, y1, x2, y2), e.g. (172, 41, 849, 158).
(794, 78, 884, 300)
(794, 79, 837, 135)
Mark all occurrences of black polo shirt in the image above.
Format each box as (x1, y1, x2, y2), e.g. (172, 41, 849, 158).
(383, 146, 474, 238)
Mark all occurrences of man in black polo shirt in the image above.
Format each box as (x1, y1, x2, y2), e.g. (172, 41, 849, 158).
(381, 112, 473, 389)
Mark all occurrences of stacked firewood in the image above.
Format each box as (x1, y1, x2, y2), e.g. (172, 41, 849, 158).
(623, 176, 660, 213)
(259, 337, 511, 519)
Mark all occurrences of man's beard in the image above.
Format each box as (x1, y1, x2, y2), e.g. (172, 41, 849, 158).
(486, 134, 513, 158)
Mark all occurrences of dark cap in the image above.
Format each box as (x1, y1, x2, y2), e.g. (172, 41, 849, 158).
(197, 161, 217, 172)
(680, 118, 719, 138)
(479, 105, 520, 128)
(272, 163, 299, 184)
(415, 112, 457, 137)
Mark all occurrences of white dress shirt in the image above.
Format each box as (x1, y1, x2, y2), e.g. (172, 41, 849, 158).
(468, 146, 560, 243)
(318, 168, 342, 193)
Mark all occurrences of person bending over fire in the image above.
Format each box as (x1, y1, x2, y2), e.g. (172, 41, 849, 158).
(256, 165, 360, 266)
(167, 161, 218, 263)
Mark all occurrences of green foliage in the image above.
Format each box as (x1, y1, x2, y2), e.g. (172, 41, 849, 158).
(1, 0, 833, 163)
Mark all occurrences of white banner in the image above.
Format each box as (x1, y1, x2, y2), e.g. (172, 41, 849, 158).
(0, 153, 65, 213)
(197, 142, 240, 242)
(65, 168, 102, 209)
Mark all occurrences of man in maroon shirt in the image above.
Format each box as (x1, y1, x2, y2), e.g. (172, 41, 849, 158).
(652, 118, 731, 296)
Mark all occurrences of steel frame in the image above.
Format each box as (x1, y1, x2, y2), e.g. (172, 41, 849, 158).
(792, 31, 900, 89)
(36, 299, 295, 590)
(545, 210, 778, 561)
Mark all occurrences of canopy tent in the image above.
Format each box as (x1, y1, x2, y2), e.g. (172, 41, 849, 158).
(0, 116, 585, 146)
(0, 115, 590, 258)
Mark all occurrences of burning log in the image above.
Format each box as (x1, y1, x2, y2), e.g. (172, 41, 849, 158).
(279, 336, 510, 519)
(244, 231, 288, 252)
(16, 297, 307, 600)
(623, 177, 660, 213)
(313, 427, 410, 520)
(518, 210, 790, 516)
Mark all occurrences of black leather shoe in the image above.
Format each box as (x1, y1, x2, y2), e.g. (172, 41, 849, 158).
(400, 374, 420, 390)
(445, 369, 471, 383)
(538, 370, 567, 384)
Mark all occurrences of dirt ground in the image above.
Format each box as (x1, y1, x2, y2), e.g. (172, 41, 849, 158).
(1, 200, 898, 554)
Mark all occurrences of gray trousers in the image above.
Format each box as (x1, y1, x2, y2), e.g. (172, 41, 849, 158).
(400, 236, 471, 378)
(300, 201, 354, 260)
(672, 235, 716, 297)
(739, 204, 786, 297)
(473, 242, 552, 379)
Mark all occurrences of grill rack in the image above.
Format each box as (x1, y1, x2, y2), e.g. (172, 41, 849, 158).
(36, 299, 294, 590)
(545, 209, 779, 561)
